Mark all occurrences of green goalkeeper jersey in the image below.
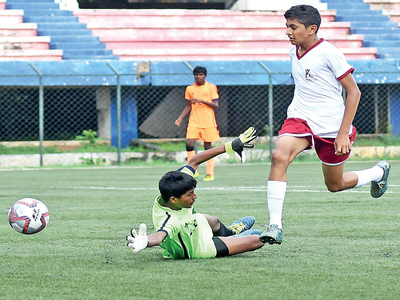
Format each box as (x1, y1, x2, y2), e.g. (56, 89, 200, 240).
(152, 166, 216, 259)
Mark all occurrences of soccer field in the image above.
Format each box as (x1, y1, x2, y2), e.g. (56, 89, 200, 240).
(1, 161, 399, 299)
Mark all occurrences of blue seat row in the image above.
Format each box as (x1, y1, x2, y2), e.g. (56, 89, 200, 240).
(320, 0, 400, 59)
(5, 0, 118, 60)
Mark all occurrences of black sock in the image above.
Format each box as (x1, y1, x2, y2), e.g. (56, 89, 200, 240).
(213, 223, 235, 237)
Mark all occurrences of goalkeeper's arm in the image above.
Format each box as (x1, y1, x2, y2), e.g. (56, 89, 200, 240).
(188, 127, 257, 170)
(224, 126, 257, 163)
(127, 224, 167, 253)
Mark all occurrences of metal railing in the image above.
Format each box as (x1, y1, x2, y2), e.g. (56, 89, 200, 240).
(0, 68, 398, 166)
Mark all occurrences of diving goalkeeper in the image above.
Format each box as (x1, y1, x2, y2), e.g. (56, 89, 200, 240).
(127, 127, 267, 259)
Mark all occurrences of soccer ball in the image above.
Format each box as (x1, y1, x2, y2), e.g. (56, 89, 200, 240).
(8, 198, 50, 234)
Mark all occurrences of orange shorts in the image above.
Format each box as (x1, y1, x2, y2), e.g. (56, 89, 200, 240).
(186, 126, 220, 142)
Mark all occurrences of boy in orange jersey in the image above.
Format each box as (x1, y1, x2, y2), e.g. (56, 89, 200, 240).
(175, 66, 220, 182)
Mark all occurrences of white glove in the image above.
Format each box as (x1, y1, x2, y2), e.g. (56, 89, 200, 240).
(126, 223, 148, 253)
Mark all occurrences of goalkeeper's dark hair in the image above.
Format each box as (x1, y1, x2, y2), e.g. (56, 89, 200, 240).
(284, 5, 321, 33)
(193, 66, 207, 76)
(159, 171, 197, 202)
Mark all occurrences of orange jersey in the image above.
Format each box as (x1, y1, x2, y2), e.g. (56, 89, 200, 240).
(185, 81, 219, 128)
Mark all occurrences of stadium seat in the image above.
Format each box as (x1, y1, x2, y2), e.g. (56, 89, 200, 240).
(5, 0, 117, 60)
(321, 0, 400, 58)
(0, 49, 62, 60)
(365, 0, 400, 11)
(74, 9, 376, 61)
(0, 5, 62, 60)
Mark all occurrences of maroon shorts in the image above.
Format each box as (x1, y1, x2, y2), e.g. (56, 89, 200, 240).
(278, 118, 357, 166)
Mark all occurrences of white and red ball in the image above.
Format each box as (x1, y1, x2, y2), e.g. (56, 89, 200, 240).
(8, 198, 50, 234)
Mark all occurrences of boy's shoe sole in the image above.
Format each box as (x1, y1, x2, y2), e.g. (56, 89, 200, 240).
(259, 224, 283, 245)
(228, 216, 255, 234)
(370, 160, 391, 198)
(233, 229, 261, 237)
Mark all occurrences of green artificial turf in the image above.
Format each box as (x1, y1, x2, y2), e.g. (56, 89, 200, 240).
(1, 161, 399, 299)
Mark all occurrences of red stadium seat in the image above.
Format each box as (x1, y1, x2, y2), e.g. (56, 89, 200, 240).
(74, 9, 377, 61)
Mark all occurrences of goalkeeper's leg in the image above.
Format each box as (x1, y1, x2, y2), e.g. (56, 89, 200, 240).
(216, 235, 265, 257)
(203, 214, 235, 237)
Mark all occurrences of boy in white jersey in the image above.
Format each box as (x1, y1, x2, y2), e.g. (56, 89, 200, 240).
(259, 5, 391, 245)
(127, 127, 267, 259)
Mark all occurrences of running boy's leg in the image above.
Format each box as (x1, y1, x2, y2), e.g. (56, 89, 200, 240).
(260, 135, 310, 244)
(269, 136, 310, 181)
(322, 163, 358, 192)
(322, 160, 390, 196)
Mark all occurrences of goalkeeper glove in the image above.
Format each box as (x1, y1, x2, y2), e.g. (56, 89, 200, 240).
(126, 223, 148, 253)
(225, 127, 257, 163)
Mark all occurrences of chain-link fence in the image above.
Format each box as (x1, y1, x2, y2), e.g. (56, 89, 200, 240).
(0, 71, 399, 167)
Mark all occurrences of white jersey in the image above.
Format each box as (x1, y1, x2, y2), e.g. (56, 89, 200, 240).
(287, 39, 354, 138)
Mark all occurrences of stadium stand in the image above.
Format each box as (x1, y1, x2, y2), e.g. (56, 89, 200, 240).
(74, 9, 376, 61)
(366, 0, 400, 10)
(321, 0, 400, 59)
(366, 0, 400, 23)
(5, 0, 117, 60)
(0, 1, 62, 60)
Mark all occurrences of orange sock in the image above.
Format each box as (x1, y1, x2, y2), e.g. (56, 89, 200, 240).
(206, 159, 214, 177)
(187, 150, 196, 163)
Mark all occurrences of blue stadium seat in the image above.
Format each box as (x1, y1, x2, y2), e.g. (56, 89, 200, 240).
(320, 0, 400, 59)
(324, 3, 370, 10)
(5, 0, 119, 60)
(23, 16, 80, 23)
(6, 2, 59, 9)
(22, 9, 73, 16)
(335, 15, 391, 22)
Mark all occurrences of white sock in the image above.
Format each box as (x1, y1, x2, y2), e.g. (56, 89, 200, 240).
(267, 181, 287, 229)
(353, 166, 384, 188)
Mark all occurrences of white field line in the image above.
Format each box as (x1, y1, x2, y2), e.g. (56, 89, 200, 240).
(54, 185, 400, 194)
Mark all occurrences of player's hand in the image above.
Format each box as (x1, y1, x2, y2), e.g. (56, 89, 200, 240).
(189, 98, 201, 104)
(334, 134, 351, 156)
(175, 119, 182, 127)
(126, 223, 148, 253)
(225, 127, 257, 163)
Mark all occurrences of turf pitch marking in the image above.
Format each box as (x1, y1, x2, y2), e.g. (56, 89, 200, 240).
(61, 185, 399, 194)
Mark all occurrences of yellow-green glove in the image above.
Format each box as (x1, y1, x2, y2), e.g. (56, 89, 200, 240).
(225, 127, 257, 163)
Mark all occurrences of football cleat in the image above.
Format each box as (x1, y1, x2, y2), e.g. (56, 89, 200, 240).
(228, 216, 255, 234)
(194, 171, 199, 178)
(233, 229, 261, 237)
(203, 174, 215, 181)
(370, 160, 391, 198)
(259, 224, 283, 245)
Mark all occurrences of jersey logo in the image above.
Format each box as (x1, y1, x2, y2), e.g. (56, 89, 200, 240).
(305, 69, 313, 79)
(184, 219, 198, 236)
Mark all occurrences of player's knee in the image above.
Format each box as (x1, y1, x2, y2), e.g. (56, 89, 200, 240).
(271, 149, 291, 165)
(325, 181, 341, 193)
(209, 216, 221, 232)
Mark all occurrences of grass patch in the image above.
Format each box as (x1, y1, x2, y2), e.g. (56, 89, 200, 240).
(1, 135, 399, 155)
(1, 162, 399, 299)
(353, 135, 400, 147)
(0, 141, 186, 155)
